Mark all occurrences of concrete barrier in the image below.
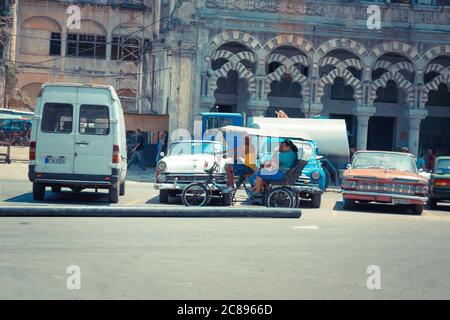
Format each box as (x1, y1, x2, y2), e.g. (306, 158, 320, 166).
(0, 206, 301, 218)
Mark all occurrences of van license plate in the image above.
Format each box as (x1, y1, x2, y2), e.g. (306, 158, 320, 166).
(392, 199, 411, 205)
(45, 156, 65, 164)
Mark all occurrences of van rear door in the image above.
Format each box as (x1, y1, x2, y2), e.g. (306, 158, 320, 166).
(35, 86, 77, 174)
(73, 87, 114, 176)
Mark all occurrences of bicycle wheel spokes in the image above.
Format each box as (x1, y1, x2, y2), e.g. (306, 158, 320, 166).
(267, 188, 294, 208)
(182, 183, 209, 207)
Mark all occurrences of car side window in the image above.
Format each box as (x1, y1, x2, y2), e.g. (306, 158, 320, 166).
(79, 105, 110, 135)
(41, 103, 73, 134)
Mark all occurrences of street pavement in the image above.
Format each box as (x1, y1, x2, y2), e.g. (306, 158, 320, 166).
(0, 148, 450, 299)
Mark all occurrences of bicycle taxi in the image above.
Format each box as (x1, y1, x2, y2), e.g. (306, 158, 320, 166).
(181, 125, 316, 208)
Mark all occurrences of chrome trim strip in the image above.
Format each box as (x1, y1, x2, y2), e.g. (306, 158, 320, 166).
(342, 190, 427, 202)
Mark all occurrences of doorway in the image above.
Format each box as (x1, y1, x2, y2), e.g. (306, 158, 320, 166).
(367, 117, 395, 151)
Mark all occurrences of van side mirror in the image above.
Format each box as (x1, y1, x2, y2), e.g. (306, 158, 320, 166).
(160, 152, 165, 158)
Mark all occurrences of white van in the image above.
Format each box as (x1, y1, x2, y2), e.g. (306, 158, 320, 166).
(28, 83, 127, 203)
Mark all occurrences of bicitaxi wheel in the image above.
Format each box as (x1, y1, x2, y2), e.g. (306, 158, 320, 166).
(181, 182, 211, 207)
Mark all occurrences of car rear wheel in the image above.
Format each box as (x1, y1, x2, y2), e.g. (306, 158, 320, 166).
(429, 197, 438, 210)
(411, 204, 424, 215)
(33, 182, 45, 201)
(159, 190, 169, 203)
(343, 198, 355, 210)
(311, 193, 322, 208)
(119, 182, 125, 196)
(108, 184, 119, 203)
(222, 193, 233, 206)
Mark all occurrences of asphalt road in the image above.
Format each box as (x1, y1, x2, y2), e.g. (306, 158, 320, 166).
(1, 161, 450, 299)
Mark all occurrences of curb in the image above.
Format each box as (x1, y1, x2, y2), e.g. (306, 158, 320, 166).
(0, 206, 301, 218)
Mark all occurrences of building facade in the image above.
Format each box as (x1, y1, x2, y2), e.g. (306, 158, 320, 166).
(153, 0, 450, 157)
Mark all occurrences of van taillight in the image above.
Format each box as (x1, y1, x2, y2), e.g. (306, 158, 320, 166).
(29, 141, 36, 161)
(112, 145, 120, 163)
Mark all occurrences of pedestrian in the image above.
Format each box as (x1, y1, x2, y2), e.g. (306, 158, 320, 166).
(349, 146, 356, 162)
(427, 147, 436, 172)
(128, 128, 146, 170)
(416, 153, 426, 171)
(155, 130, 168, 164)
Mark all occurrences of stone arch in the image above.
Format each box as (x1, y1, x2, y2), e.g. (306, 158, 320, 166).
(421, 68, 450, 108)
(208, 31, 262, 56)
(315, 39, 370, 64)
(317, 68, 363, 104)
(21, 16, 62, 31)
(370, 42, 420, 69)
(74, 19, 107, 35)
(263, 34, 314, 57)
(208, 61, 256, 99)
(20, 82, 44, 104)
(265, 64, 310, 102)
(321, 57, 362, 71)
(370, 71, 415, 106)
(422, 45, 450, 66)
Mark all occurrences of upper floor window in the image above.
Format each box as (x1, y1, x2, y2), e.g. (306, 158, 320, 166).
(67, 33, 106, 59)
(111, 37, 140, 61)
(49, 32, 61, 56)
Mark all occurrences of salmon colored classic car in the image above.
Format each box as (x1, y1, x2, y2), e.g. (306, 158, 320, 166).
(342, 151, 429, 215)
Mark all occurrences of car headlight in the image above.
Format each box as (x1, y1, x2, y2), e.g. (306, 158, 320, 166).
(157, 161, 167, 172)
(342, 179, 358, 189)
(311, 171, 321, 180)
(414, 185, 429, 194)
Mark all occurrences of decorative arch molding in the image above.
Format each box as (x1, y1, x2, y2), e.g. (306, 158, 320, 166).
(211, 50, 256, 66)
(265, 64, 310, 102)
(263, 34, 314, 56)
(208, 31, 262, 55)
(316, 38, 370, 64)
(422, 45, 450, 66)
(267, 53, 309, 68)
(370, 42, 420, 67)
(208, 61, 257, 99)
(425, 63, 447, 74)
(421, 68, 450, 108)
(21, 16, 62, 32)
(370, 71, 415, 106)
(321, 57, 362, 71)
(373, 60, 415, 75)
(317, 68, 363, 104)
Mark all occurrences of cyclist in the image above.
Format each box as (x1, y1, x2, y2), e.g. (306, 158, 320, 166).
(223, 136, 257, 193)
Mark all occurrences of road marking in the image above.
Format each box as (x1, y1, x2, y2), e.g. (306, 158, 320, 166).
(293, 225, 319, 230)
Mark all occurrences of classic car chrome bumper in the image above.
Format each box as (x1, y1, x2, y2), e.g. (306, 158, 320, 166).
(342, 190, 428, 202)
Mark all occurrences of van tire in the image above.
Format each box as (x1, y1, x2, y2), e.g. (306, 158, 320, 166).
(108, 184, 120, 203)
(119, 182, 125, 196)
(159, 190, 169, 203)
(51, 186, 61, 193)
(33, 183, 46, 201)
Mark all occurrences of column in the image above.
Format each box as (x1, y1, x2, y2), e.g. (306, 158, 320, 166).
(405, 108, 428, 157)
(248, 99, 270, 118)
(353, 105, 376, 151)
(304, 102, 323, 118)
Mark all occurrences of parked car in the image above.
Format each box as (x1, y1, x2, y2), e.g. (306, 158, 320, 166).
(154, 140, 227, 203)
(342, 151, 429, 214)
(429, 156, 450, 209)
(28, 83, 127, 203)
